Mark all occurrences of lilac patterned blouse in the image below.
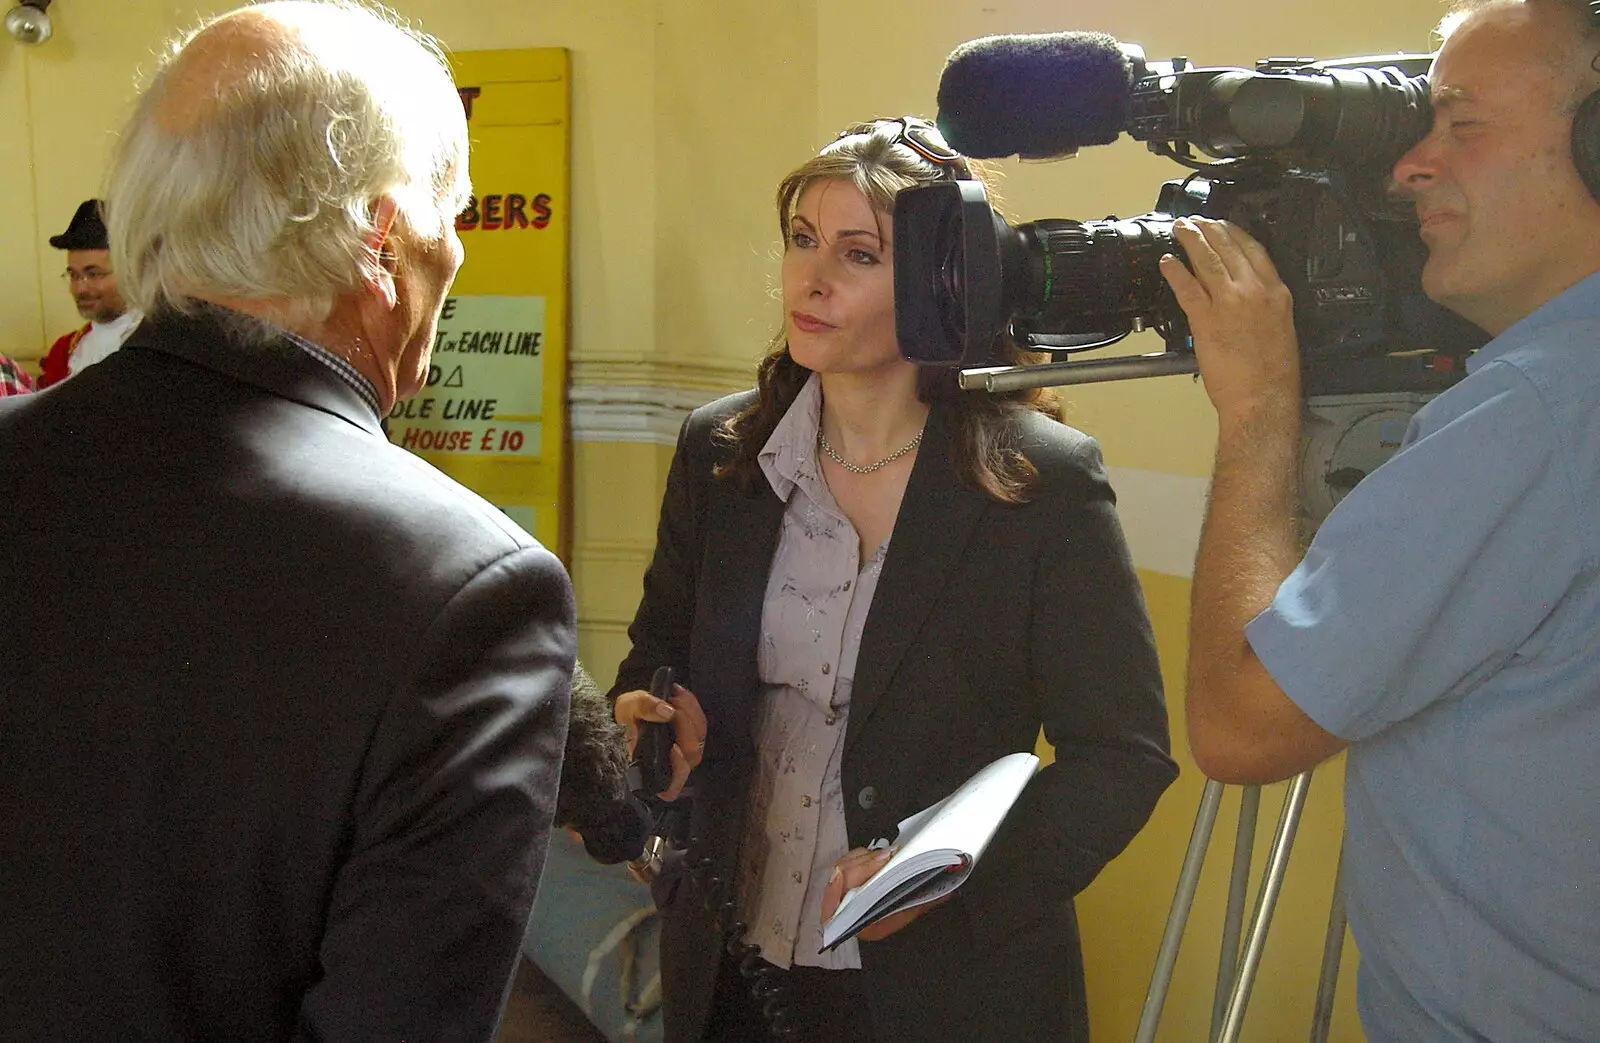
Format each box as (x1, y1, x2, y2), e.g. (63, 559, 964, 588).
(735, 374, 892, 970)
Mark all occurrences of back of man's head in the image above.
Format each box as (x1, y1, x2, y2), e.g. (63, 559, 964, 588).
(107, 1, 469, 326)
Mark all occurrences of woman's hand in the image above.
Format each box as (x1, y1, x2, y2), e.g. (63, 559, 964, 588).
(613, 683, 708, 801)
(819, 846, 952, 942)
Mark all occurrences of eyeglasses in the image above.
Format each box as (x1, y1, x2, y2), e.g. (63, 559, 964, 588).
(62, 268, 112, 286)
(831, 116, 963, 170)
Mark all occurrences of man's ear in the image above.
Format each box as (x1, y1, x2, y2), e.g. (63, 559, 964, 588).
(364, 196, 401, 310)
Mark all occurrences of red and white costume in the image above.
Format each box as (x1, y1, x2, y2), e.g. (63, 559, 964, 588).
(38, 311, 141, 389)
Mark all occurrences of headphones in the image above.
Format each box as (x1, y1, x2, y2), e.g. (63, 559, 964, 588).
(1568, 1, 1600, 199)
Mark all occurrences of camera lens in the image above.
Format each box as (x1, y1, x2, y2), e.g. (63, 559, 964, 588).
(1012, 216, 1178, 337)
(894, 180, 1010, 365)
(936, 211, 968, 342)
(894, 180, 1183, 364)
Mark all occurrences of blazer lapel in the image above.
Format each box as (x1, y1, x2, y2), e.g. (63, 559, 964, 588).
(845, 403, 987, 754)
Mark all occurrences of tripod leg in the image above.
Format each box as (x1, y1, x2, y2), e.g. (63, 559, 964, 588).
(1211, 786, 1261, 1042)
(1308, 834, 1348, 1043)
(1133, 778, 1227, 1043)
(1217, 770, 1314, 1043)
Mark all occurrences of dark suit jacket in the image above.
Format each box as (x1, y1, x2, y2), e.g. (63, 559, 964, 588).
(0, 307, 576, 1042)
(612, 389, 1177, 1042)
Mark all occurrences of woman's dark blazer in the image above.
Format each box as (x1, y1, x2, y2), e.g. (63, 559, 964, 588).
(611, 389, 1177, 1043)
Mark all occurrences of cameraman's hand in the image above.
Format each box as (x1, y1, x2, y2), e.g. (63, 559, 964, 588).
(614, 683, 708, 801)
(1160, 218, 1301, 421)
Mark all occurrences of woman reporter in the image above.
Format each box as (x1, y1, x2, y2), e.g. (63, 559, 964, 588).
(611, 117, 1176, 1042)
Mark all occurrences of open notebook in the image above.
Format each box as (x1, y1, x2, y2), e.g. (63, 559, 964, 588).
(820, 751, 1039, 952)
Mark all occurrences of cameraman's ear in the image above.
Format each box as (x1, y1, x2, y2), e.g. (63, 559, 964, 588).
(363, 196, 401, 310)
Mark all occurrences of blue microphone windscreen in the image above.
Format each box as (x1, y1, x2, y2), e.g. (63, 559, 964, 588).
(937, 32, 1134, 159)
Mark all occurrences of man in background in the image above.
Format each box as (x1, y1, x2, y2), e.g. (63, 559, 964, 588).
(0, 3, 575, 1041)
(1165, 0, 1600, 1037)
(40, 198, 141, 387)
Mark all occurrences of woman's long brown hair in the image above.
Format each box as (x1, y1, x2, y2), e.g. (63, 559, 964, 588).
(714, 119, 1059, 504)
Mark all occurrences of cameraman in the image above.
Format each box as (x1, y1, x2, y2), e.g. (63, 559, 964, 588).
(1163, 0, 1600, 1038)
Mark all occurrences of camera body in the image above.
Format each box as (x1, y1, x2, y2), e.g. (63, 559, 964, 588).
(895, 52, 1489, 397)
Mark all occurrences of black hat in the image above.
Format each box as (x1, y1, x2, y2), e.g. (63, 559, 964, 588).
(49, 199, 109, 251)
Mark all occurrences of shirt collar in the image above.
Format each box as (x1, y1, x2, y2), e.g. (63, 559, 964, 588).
(758, 372, 824, 502)
(277, 328, 383, 423)
(1469, 268, 1600, 373)
(91, 311, 140, 335)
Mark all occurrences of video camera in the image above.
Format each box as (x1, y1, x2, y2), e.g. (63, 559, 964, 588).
(894, 32, 1489, 397)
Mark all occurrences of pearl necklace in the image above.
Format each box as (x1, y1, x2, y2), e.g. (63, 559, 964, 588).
(817, 427, 924, 474)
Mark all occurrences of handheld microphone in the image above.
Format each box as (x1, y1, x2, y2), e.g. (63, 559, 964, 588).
(607, 665, 683, 879)
(628, 666, 677, 798)
(563, 663, 684, 870)
(578, 792, 655, 865)
(935, 31, 1143, 160)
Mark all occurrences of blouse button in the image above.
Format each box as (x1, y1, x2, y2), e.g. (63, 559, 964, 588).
(801, 795, 813, 808)
(792, 870, 804, 884)
(843, 580, 852, 591)
(824, 714, 838, 726)
(857, 786, 879, 810)
(822, 662, 831, 675)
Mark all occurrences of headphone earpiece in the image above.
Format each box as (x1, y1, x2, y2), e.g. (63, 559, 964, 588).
(1576, 4, 1600, 203)
(1571, 89, 1600, 204)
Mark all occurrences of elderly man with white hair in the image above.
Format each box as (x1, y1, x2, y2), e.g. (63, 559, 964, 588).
(0, 3, 575, 1041)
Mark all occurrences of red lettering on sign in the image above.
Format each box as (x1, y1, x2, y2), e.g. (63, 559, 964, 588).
(398, 427, 475, 452)
(504, 194, 529, 229)
(455, 192, 556, 232)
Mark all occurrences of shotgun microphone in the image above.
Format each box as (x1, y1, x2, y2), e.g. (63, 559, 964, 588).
(935, 31, 1144, 159)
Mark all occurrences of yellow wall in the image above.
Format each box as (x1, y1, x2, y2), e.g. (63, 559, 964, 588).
(3, 1, 1453, 1039)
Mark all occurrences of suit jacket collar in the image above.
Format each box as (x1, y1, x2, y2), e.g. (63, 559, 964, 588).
(845, 401, 988, 754)
(126, 305, 386, 438)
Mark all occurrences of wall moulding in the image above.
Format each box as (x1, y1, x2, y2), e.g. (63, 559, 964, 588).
(575, 617, 632, 637)
(569, 351, 754, 445)
(571, 539, 656, 565)
(571, 354, 753, 394)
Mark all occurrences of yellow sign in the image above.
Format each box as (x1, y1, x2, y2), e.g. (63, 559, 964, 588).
(391, 295, 548, 455)
(389, 47, 571, 557)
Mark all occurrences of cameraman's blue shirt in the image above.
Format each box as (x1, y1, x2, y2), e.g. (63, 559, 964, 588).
(1246, 272, 1600, 1041)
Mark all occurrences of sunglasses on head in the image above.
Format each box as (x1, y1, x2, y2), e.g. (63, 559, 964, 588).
(832, 116, 963, 170)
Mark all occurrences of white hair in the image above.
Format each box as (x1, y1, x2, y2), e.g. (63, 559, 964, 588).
(108, 0, 470, 323)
